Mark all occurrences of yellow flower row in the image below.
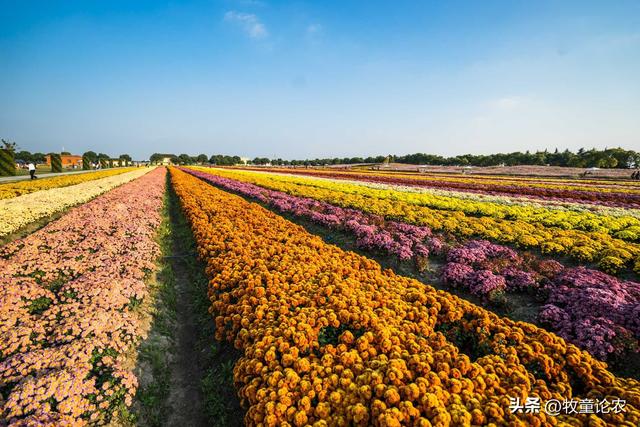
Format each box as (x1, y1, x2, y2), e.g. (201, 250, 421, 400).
(205, 168, 640, 240)
(170, 167, 640, 427)
(0, 168, 153, 238)
(190, 167, 640, 275)
(296, 167, 640, 194)
(0, 167, 139, 200)
(382, 169, 640, 188)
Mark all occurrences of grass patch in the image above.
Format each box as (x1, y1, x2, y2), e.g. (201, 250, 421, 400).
(130, 180, 177, 427)
(132, 172, 242, 426)
(166, 177, 243, 426)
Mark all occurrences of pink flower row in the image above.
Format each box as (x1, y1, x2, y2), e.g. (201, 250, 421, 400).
(0, 168, 166, 425)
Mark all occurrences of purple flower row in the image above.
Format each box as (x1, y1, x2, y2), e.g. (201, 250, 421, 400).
(539, 268, 640, 359)
(441, 239, 640, 358)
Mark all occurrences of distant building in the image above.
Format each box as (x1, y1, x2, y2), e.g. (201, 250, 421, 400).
(239, 157, 250, 165)
(45, 154, 82, 168)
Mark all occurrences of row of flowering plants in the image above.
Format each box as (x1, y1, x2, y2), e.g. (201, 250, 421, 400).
(191, 167, 640, 276)
(0, 168, 165, 425)
(213, 168, 640, 241)
(293, 173, 640, 220)
(184, 167, 640, 361)
(318, 168, 640, 192)
(182, 168, 437, 262)
(255, 167, 640, 208)
(170, 167, 640, 426)
(0, 168, 152, 239)
(441, 241, 640, 360)
(0, 167, 137, 200)
(283, 173, 640, 238)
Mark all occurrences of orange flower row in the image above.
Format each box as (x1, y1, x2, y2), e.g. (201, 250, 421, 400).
(170, 167, 640, 427)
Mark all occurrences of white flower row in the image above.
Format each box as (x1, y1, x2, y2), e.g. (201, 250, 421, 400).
(0, 168, 154, 238)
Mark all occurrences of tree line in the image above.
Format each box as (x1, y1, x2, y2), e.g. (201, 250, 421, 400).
(9, 147, 133, 164)
(154, 147, 639, 169)
(149, 153, 242, 165)
(269, 147, 640, 168)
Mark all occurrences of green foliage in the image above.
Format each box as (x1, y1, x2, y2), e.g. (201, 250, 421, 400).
(15, 150, 33, 163)
(282, 147, 640, 169)
(149, 153, 178, 164)
(178, 153, 195, 165)
(26, 296, 53, 315)
(32, 152, 46, 163)
(209, 154, 241, 165)
(252, 157, 271, 165)
(318, 325, 365, 346)
(83, 151, 98, 163)
(1, 139, 18, 152)
(49, 153, 62, 172)
(0, 148, 16, 176)
(82, 155, 91, 170)
(118, 154, 131, 167)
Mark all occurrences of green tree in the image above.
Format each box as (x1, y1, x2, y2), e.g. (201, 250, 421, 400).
(1, 139, 18, 152)
(178, 154, 193, 165)
(32, 152, 46, 163)
(15, 150, 33, 162)
(83, 151, 98, 163)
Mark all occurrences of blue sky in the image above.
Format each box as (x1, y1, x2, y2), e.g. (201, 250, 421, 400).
(1, 0, 639, 160)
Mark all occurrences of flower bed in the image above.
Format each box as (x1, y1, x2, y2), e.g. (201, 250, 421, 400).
(0, 168, 153, 239)
(264, 170, 640, 219)
(442, 241, 640, 359)
(0, 167, 138, 200)
(183, 168, 439, 262)
(276, 170, 640, 225)
(184, 167, 640, 361)
(255, 167, 640, 208)
(189, 167, 640, 276)
(170, 167, 640, 426)
(0, 168, 165, 425)
(206, 168, 640, 241)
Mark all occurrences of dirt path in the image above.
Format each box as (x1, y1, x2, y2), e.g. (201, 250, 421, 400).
(164, 211, 210, 426)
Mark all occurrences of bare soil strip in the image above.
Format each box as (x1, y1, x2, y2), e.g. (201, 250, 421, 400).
(133, 176, 242, 427)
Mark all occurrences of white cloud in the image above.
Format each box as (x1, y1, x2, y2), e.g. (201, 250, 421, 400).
(306, 24, 322, 35)
(224, 11, 268, 39)
(490, 96, 527, 110)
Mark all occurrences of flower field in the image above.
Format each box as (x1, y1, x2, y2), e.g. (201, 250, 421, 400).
(0, 168, 152, 239)
(2, 163, 639, 425)
(187, 167, 640, 276)
(249, 168, 640, 208)
(0, 168, 165, 425)
(182, 167, 640, 361)
(170, 167, 640, 426)
(0, 167, 139, 200)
